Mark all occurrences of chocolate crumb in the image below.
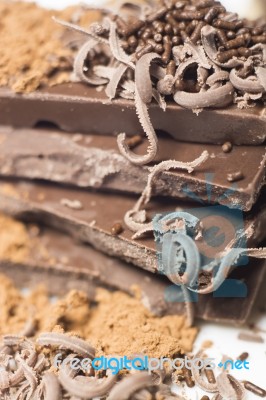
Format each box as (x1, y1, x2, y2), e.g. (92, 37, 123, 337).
(227, 171, 244, 183)
(243, 381, 266, 397)
(200, 396, 210, 400)
(222, 142, 233, 153)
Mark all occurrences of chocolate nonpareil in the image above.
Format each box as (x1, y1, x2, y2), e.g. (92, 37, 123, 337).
(0, 126, 265, 211)
(0, 214, 264, 324)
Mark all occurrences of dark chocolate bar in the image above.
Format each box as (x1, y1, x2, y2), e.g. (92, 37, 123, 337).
(0, 219, 265, 324)
(0, 179, 265, 274)
(0, 84, 265, 145)
(0, 126, 265, 211)
(0, 223, 178, 317)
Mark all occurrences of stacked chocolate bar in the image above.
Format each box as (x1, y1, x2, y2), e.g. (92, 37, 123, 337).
(0, 0, 265, 324)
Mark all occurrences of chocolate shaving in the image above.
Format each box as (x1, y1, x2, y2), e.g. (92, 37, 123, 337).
(53, 17, 109, 45)
(117, 87, 159, 165)
(59, 360, 117, 399)
(135, 52, 160, 103)
(108, 372, 155, 400)
(230, 69, 265, 94)
(190, 351, 218, 392)
(42, 372, 62, 400)
(105, 63, 129, 99)
(256, 66, 266, 91)
(16, 354, 38, 399)
(182, 41, 211, 69)
(73, 39, 109, 86)
(124, 151, 208, 235)
(216, 373, 245, 400)
(174, 82, 234, 108)
(135, 151, 209, 213)
(36, 332, 95, 358)
(206, 71, 229, 86)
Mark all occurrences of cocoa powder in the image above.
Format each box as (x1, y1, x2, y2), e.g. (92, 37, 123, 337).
(0, 212, 198, 357)
(0, 214, 31, 263)
(0, 1, 101, 93)
(0, 275, 197, 357)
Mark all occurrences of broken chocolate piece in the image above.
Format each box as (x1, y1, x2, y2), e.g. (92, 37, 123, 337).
(0, 219, 265, 324)
(0, 179, 264, 274)
(0, 84, 265, 145)
(0, 127, 265, 211)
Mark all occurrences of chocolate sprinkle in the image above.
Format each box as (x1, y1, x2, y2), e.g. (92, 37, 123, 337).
(243, 381, 266, 398)
(227, 171, 244, 183)
(237, 352, 249, 361)
(111, 222, 124, 236)
(55, 2, 266, 165)
(222, 142, 233, 153)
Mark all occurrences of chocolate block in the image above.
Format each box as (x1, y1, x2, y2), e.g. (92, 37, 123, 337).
(0, 180, 264, 273)
(0, 220, 265, 324)
(0, 223, 178, 317)
(0, 84, 265, 145)
(0, 127, 265, 211)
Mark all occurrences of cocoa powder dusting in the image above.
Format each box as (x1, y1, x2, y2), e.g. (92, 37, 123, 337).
(0, 213, 197, 357)
(0, 276, 197, 357)
(0, 1, 101, 93)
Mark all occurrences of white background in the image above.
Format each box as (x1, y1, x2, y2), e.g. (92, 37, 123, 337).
(33, 0, 253, 17)
(24, 0, 266, 398)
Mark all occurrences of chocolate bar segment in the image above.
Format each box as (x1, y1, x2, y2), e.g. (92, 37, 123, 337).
(0, 180, 265, 273)
(0, 127, 265, 211)
(0, 84, 265, 145)
(0, 217, 265, 324)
